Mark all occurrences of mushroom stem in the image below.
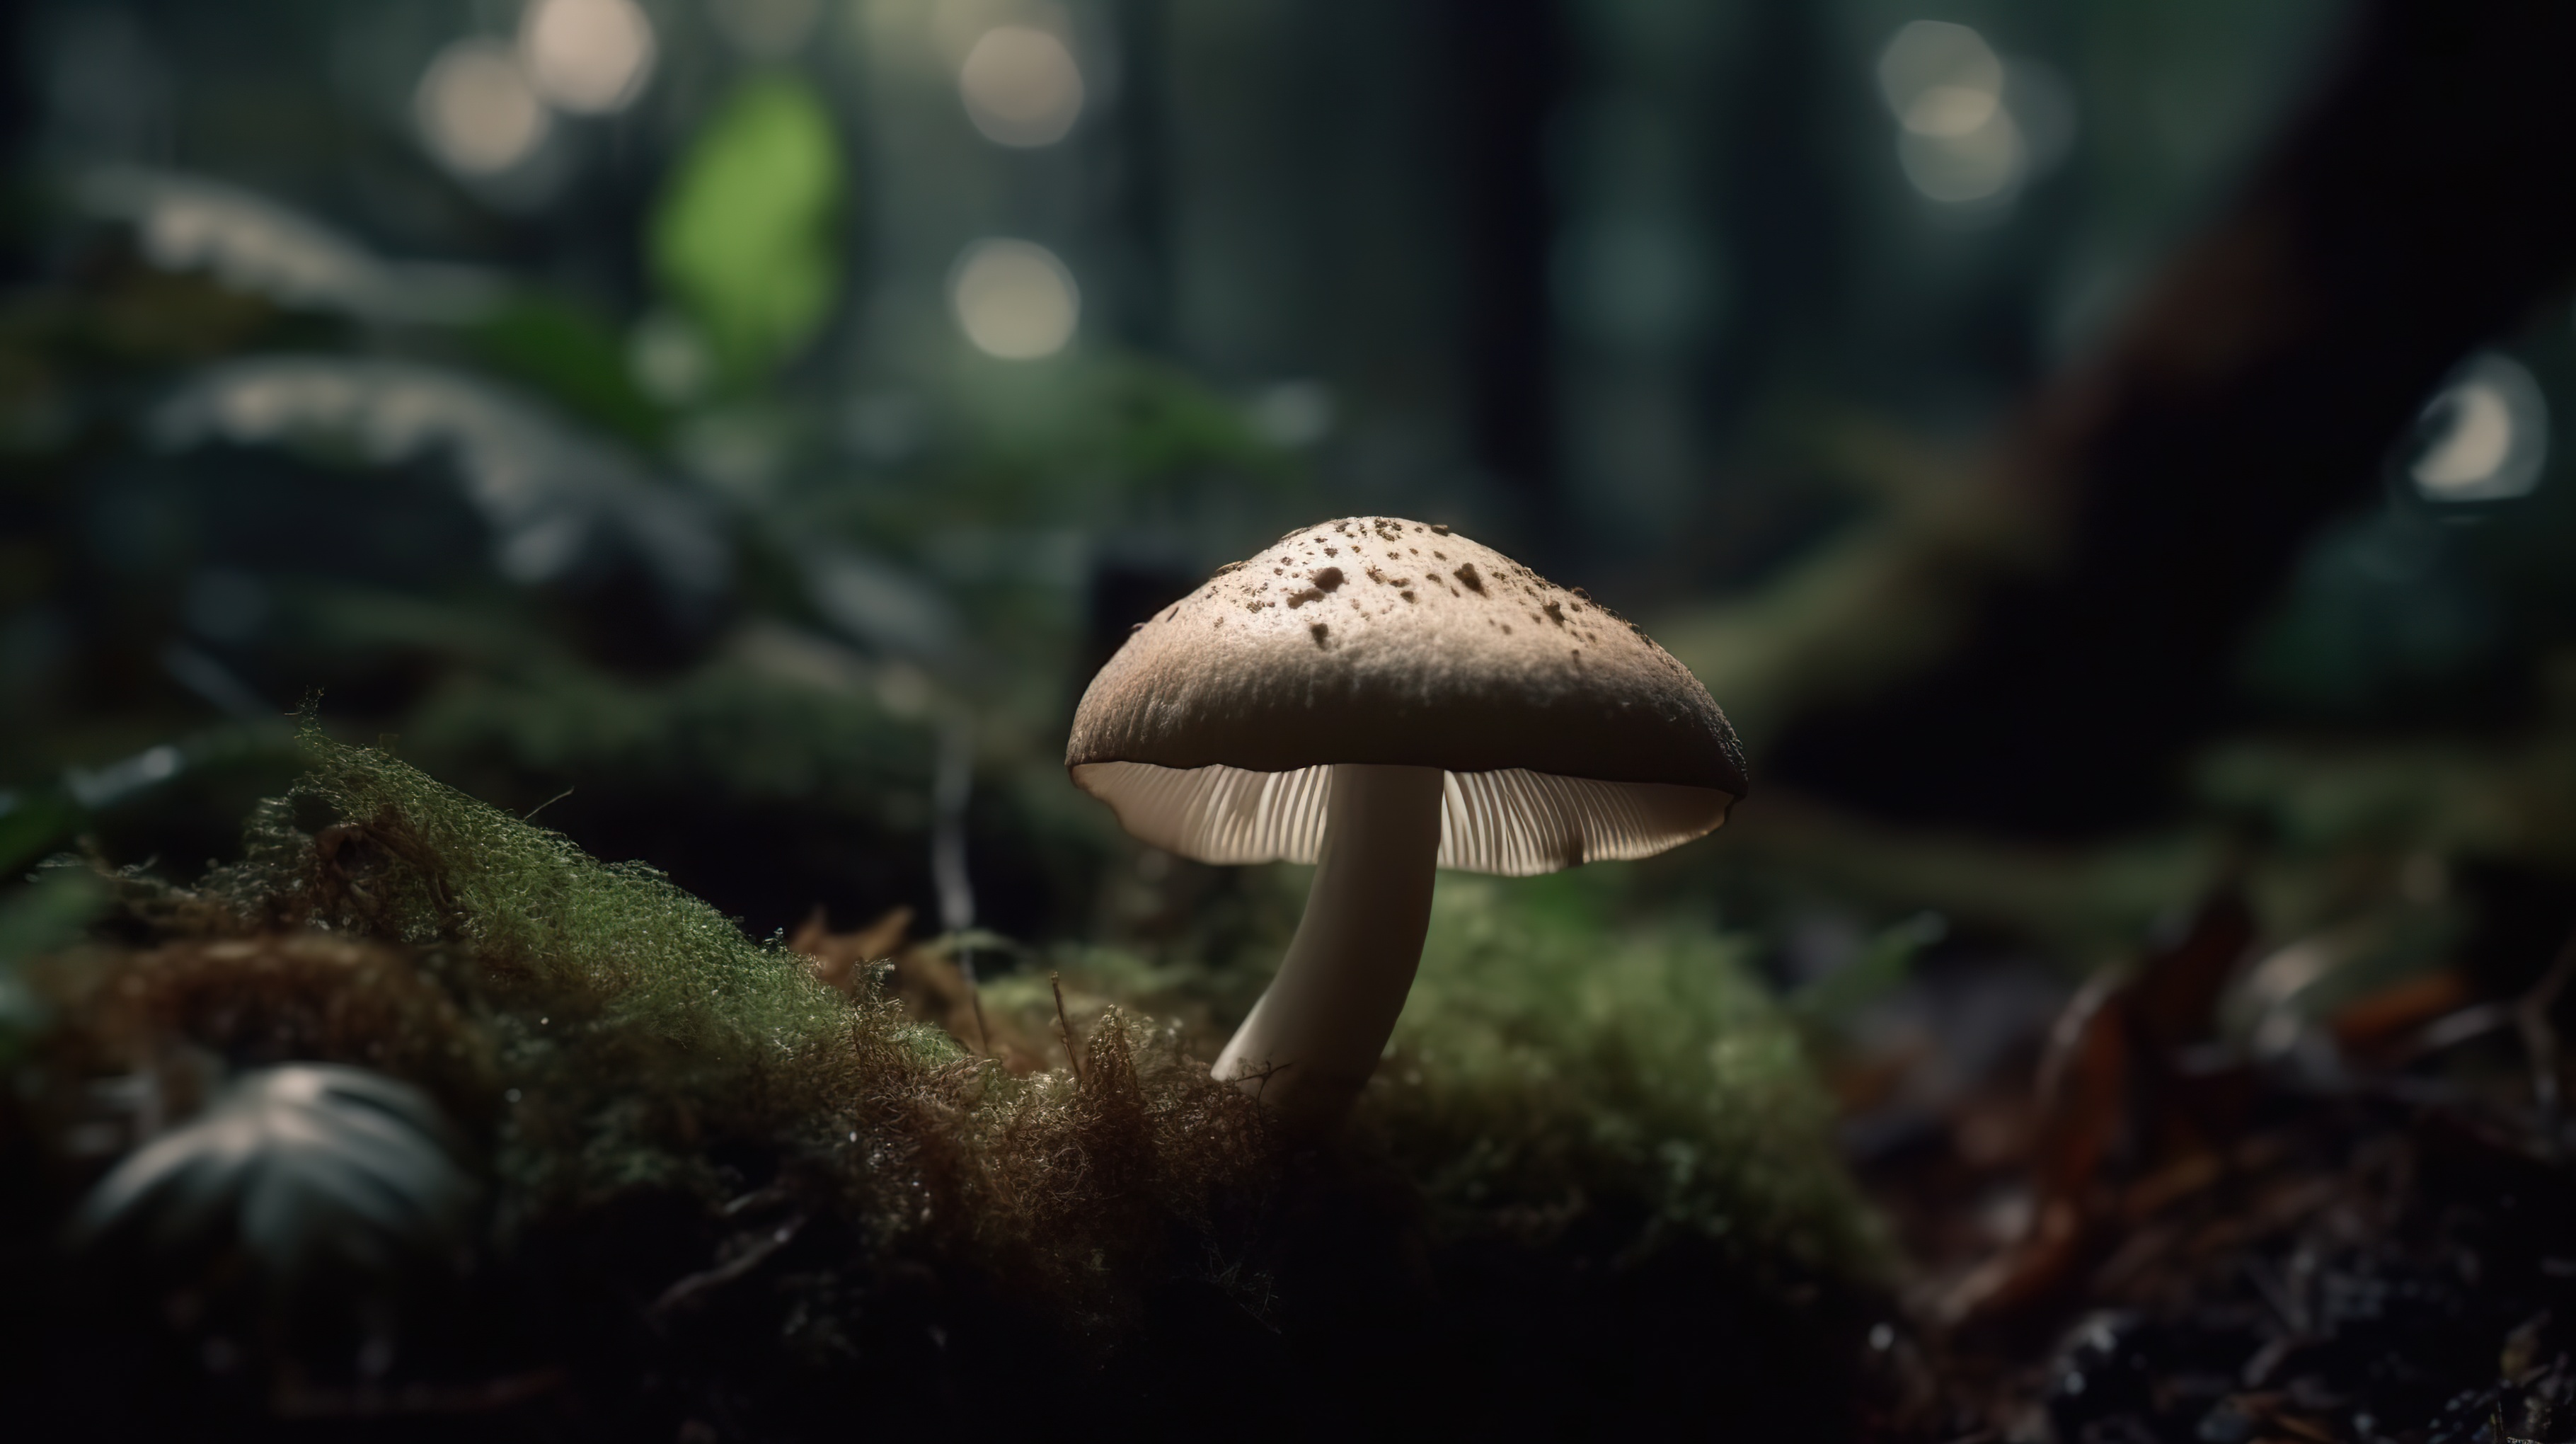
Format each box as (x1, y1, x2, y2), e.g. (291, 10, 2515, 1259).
(1213, 762, 1444, 1130)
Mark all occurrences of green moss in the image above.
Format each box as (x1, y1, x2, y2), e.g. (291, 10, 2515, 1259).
(168, 724, 1884, 1291)
(30, 728, 1885, 1433)
(287, 725, 931, 1061)
(993, 871, 1887, 1288)
(214, 723, 960, 1220)
(96, 718, 1284, 1331)
(1374, 878, 1885, 1280)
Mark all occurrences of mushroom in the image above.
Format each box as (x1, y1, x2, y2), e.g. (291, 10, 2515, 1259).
(1065, 517, 1747, 1129)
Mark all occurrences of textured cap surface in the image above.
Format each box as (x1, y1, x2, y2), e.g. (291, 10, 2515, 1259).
(1066, 517, 1747, 874)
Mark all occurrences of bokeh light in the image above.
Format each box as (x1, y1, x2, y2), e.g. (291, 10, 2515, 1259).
(2408, 352, 2550, 502)
(958, 26, 1085, 148)
(413, 39, 550, 177)
(1878, 22, 2004, 138)
(1897, 108, 2025, 206)
(949, 239, 1079, 358)
(518, 0, 657, 115)
(1876, 21, 2059, 207)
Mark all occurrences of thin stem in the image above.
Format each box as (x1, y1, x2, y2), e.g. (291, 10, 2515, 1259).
(1052, 971, 1084, 1087)
(1213, 764, 1444, 1130)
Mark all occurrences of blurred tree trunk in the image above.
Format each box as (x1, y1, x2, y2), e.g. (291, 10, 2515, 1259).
(1767, 0, 2576, 834)
(1441, 0, 1566, 561)
(1110, 0, 1173, 349)
(0, 0, 35, 287)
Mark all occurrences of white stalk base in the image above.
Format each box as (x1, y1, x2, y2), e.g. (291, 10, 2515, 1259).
(1212, 763, 1444, 1130)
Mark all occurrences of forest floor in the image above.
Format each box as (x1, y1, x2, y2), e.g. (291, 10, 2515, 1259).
(1850, 899, 2576, 1444)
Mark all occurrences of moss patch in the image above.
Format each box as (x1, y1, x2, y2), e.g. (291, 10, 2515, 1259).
(1379, 877, 1884, 1280)
(11, 726, 1889, 1438)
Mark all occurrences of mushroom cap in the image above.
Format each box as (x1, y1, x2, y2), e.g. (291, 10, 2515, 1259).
(1066, 517, 1747, 876)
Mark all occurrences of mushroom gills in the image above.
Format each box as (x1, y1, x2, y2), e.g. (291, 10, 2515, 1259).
(1212, 763, 1444, 1126)
(1070, 760, 1733, 876)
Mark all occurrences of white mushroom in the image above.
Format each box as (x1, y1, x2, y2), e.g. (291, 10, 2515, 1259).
(1065, 517, 1747, 1130)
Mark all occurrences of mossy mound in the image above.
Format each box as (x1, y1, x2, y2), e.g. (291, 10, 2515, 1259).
(4, 726, 1887, 1439)
(1382, 878, 1882, 1278)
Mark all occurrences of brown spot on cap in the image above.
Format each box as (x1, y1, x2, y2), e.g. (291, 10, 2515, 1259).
(1312, 566, 1345, 592)
(1309, 621, 1330, 647)
(1429, 523, 1451, 534)
(1286, 586, 1326, 608)
(1543, 601, 1565, 626)
(1454, 563, 1485, 594)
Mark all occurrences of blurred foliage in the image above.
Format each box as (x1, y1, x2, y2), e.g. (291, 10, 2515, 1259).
(68, 1065, 481, 1309)
(466, 294, 669, 447)
(650, 78, 845, 387)
(0, 867, 103, 1061)
(12, 0, 2559, 997)
(1789, 910, 1947, 1031)
(0, 791, 82, 878)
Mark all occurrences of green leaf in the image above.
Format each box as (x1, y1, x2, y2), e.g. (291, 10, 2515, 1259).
(0, 866, 102, 970)
(1788, 912, 1946, 1028)
(467, 294, 668, 446)
(0, 789, 79, 878)
(649, 78, 846, 385)
(0, 867, 107, 1058)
